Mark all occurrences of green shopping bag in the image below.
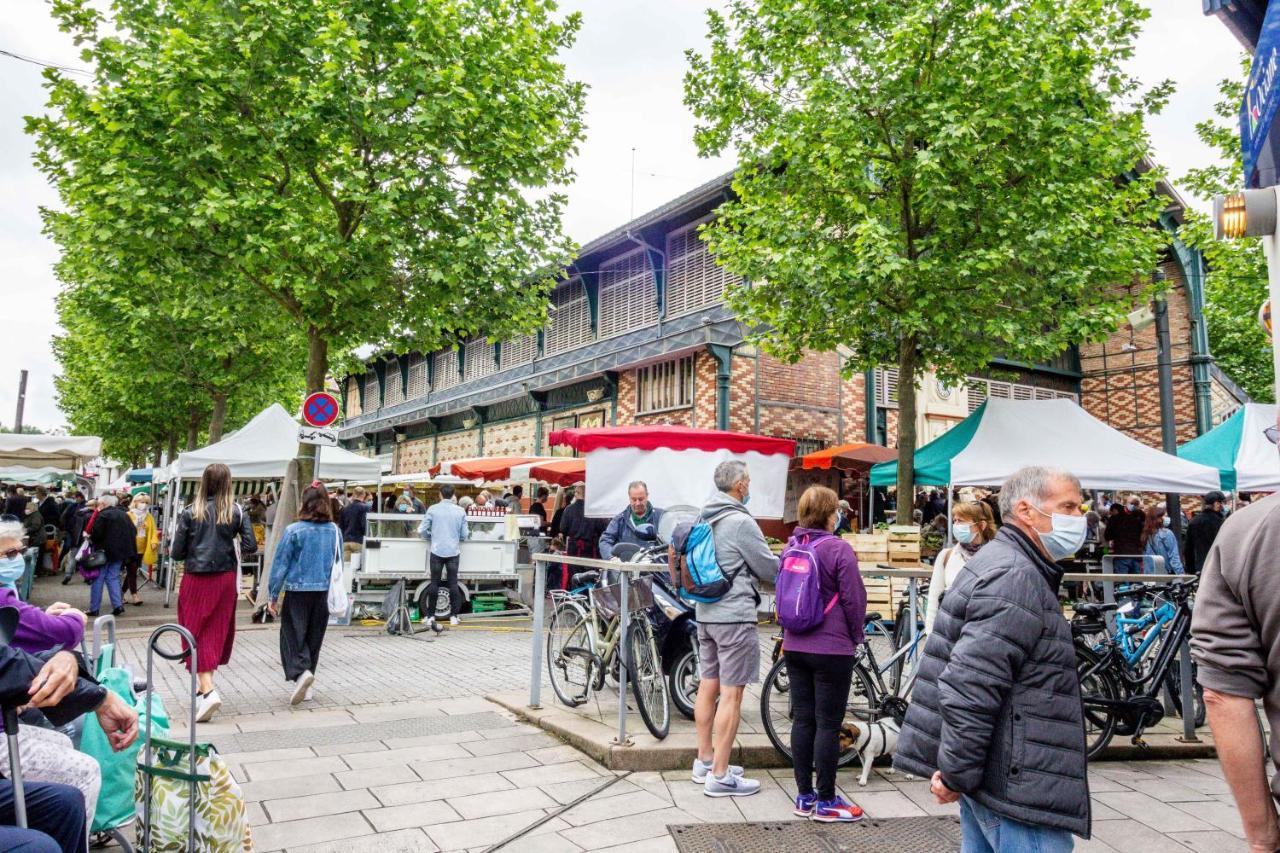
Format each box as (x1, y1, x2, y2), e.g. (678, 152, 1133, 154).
(135, 737, 252, 852)
(79, 644, 170, 833)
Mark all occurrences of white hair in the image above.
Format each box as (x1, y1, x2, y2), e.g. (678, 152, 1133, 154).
(627, 480, 648, 494)
(998, 466, 1081, 517)
(0, 521, 23, 547)
(99, 494, 119, 508)
(713, 460, 749, 492)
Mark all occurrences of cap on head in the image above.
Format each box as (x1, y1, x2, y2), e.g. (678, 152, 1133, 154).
(1203, 490, 1226, 505)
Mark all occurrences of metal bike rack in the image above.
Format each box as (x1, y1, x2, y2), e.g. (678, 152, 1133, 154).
(531, 553, 656, 748)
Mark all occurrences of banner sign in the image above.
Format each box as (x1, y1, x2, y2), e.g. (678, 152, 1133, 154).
(1242, 3, 1280, 188)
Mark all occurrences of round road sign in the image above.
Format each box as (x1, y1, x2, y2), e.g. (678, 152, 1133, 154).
(302, 392, 340, 428)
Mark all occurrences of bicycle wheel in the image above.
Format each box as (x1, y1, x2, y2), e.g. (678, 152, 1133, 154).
(1076, 643, 1122, 761)
(760, 655, 868, 768)
(547, 601, 596, 708)
(628, 618, 670, 739)
(1166, 661, 1206, 728)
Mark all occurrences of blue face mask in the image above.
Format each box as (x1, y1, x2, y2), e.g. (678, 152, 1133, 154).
(1162, 516, 1171, 528)
(952, 522, 975, 544)
(0, 555, 24, 585)
(1031, 506, 1087, 561)
(741, 492, 750, 507)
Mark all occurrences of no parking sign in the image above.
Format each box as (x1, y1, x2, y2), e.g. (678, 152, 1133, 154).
(302, 392, 340, 428)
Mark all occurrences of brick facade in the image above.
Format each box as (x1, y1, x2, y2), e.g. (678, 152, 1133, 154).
(435, 429, 480, 464)
(1079, 259, 1200, 449)
(483, 416, 538, 457)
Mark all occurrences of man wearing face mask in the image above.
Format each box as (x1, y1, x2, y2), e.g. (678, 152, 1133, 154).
(895, 466, 1089, 850)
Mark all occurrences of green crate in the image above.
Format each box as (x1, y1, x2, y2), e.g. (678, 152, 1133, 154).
(471, 595, 508, 613)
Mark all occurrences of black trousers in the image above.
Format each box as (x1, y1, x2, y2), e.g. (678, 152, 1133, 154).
(280, 590, 329, 682)
(426, 554, 461, 618)
(784, 649, 855, 800)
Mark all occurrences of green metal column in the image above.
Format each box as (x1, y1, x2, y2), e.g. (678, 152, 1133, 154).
(708, 344, 733, 431)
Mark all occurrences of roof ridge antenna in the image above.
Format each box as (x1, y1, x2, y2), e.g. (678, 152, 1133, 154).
(630, 147, 637, 222)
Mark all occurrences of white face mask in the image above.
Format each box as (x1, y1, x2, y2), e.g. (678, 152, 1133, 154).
(1030, 505, 1087, 561)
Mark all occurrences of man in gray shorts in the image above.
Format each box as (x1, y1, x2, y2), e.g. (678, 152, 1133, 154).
(693, 460, 779, 797)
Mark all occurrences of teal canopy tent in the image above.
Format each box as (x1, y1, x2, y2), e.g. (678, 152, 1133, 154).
(869, 402, 986, 487)
(1177, 403, 1280, 493)
(870, 398, 1220, 492)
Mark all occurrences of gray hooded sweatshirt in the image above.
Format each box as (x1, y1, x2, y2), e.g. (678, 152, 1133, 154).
(694, 491, 779, 624)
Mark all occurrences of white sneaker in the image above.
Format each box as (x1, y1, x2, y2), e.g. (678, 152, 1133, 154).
(691, 757, 744, 784)
(290, 670, 314, 706)
(304, 686, 313, 702)
(449, 615, 460, 627)
(195, 690, 221, 723)
(704, 772, 761, 798)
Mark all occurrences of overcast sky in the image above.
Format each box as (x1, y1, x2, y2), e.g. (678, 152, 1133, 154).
(0, 1, 1246, 432)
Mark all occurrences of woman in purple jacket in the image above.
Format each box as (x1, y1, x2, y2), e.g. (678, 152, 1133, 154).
(784, 486, 867, 823)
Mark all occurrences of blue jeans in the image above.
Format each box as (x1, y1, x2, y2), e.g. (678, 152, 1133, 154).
(0, 779, 87, 853)
(90, 559, 123, 613)
(961, 796, 1072, 853)
(1113, 558, 1143, 575)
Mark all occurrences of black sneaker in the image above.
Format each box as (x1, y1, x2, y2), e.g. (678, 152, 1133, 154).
(86, 611, 98, 618)
(112, 607, 126, 617)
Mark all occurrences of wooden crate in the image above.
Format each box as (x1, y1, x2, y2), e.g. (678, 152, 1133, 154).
(845, 532, 889, 550)
(888, 524, 921, 540)
(855, 550, 889, 564)
(862, 576, 893, 613)
(889, 540, 921, 557)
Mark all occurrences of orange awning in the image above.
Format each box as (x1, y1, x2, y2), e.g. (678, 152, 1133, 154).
(797, 442, 897, 472)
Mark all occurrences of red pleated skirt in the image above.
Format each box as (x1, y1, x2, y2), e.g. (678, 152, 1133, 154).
(177, 570, 238, 673)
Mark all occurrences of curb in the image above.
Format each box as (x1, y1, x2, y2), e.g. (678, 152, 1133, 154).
(487, 692, 1217, 770)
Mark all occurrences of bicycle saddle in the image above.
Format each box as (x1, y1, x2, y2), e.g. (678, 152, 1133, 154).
(1074, 603, 1118, 619)
(569, 570, 600, 588)
(864, 612, 883, 624)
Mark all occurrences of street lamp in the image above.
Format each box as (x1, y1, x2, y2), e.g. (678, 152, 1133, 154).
(1214, 187, 1280, 397)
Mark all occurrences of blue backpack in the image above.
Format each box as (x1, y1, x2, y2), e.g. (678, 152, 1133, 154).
(776, 534, 838, 633)
(668, 510, 737, 603)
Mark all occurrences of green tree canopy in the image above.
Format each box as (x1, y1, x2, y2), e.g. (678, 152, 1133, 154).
(1180, 64, 1275, 403)
(685, 0, 1172, 496)
(31, 0, 586, 483)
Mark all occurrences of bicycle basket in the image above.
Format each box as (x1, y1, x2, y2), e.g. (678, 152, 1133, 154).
(590, 575, 655, 620)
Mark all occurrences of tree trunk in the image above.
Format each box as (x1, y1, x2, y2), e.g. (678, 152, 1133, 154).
(153, 445, 164, 468)
(185, 408, 202, 450)
(209, 392, 229, 443)
(166, 433, 178, 465)
(295, 326, 330, 496)
(895, 336, 920, 516)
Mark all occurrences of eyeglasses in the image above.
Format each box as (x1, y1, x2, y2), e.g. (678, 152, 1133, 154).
(0, 548, 22, 560)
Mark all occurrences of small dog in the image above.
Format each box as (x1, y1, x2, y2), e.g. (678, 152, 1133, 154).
(844, 718, 900, 786)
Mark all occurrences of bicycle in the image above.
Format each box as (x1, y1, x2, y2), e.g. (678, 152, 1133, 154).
(545, 569, 671, 739)
(760, 590, 928, 767)
(1072, 577, 1202, 760)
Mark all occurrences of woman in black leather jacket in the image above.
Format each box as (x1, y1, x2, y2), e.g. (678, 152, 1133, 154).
(171, 463, 256, 723)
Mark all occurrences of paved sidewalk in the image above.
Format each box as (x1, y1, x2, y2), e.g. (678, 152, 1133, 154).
(118, 694, 1247, 853)
(26, 576, 1249, 851)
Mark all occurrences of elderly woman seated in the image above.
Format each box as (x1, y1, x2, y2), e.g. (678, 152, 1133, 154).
(0, 520, 101, 829)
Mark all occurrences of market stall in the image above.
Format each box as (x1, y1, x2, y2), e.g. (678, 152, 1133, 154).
(0, 434, 101, 471)
(869, 398, 1221, 492)
(792, 441, 896, 527)
(548, 424, 796, 518)
(1177, 402, 1280, 493)
(162, 404, 382, 610)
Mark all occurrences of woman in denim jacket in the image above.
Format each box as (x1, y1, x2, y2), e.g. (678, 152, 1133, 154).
(1140, 504, 1185, 574)
(269, 486, 341, 705)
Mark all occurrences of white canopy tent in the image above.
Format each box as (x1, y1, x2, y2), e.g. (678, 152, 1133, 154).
(170, 404, 380, 482)
(0, 435, 101, 471)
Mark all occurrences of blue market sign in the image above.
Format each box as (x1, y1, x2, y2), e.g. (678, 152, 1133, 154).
(1242, 2, 1280, 188)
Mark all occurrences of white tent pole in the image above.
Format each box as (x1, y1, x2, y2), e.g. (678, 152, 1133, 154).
(946, 485, 953, 547)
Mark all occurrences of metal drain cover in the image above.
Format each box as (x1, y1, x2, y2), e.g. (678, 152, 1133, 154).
(669, 817, 962, 852)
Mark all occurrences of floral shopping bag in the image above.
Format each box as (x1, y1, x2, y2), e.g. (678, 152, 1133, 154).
(135, 737, 253, 852)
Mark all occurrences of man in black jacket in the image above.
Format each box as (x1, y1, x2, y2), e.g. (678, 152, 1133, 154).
(1185, 490, 1226, 575)
(895, 466, 1089, 848)
(87, 495, 135, 617)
